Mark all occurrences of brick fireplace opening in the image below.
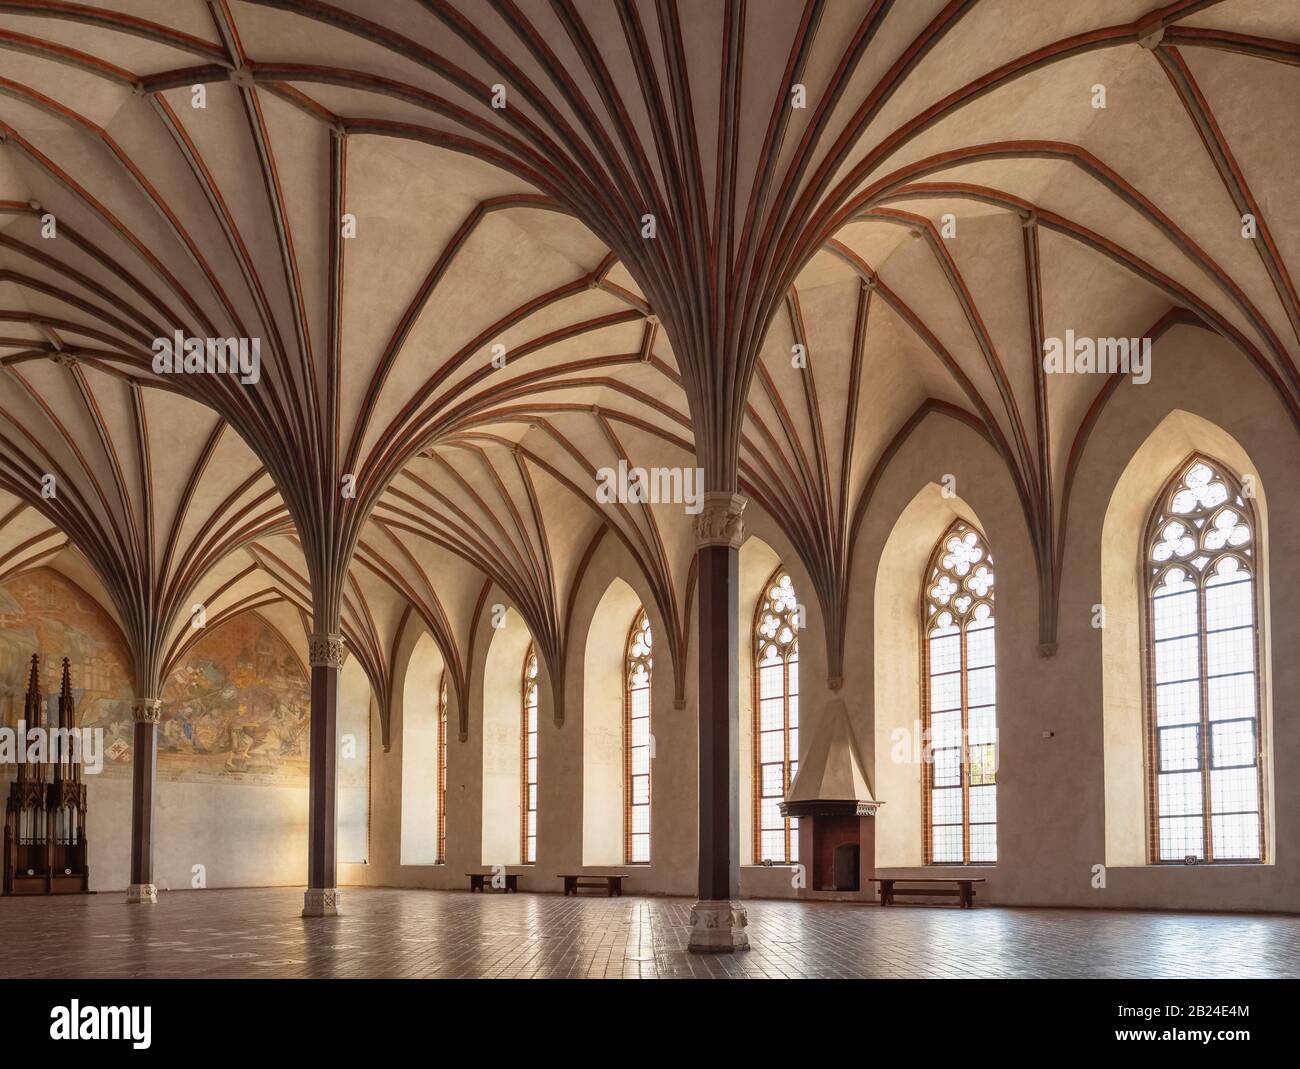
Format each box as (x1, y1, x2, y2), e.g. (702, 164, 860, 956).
(814, 812, 859, 890)
(834, 843, 860, 890)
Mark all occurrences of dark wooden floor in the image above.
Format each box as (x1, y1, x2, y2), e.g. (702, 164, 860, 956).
(1, 886, 1297, 979)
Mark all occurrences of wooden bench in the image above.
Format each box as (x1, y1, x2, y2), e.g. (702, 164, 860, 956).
(467, 872, 519, 893)
(559, 873, 628, 897)
(869, 876, 985, 908)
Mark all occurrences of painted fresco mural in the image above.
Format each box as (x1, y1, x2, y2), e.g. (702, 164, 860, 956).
(0, 568, 310, 785)
(159, 611, 309, 785)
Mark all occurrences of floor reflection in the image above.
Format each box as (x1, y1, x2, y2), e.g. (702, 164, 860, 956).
(2, 887, 1297, 979)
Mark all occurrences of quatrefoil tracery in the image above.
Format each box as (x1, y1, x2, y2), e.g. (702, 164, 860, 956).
(757, 572, 799, 665)
(627, 609, 653, 688)
(1148, 459, 1254, 581)
(925, 522, 995, 633)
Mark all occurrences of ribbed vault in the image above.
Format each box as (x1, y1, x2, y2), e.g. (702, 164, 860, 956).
(1, 0, 1295, 672)
(0, 0, 1296, 919)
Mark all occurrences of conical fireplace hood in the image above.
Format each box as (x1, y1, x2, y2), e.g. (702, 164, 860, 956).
(782, 698, 880, 818)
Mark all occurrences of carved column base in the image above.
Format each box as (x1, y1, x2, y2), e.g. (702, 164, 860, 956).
(302, 888, 341, 917)
(687, 899, 750, 952)
(125, 883, 157, 904)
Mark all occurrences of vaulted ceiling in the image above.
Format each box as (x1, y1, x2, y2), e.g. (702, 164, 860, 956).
(0, 0, 1296, 713)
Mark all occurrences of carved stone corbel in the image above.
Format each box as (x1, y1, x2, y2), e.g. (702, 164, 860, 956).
(132, 698, 161, 724)
(308, 632, 347, 669)
(694, 492, 746, 550)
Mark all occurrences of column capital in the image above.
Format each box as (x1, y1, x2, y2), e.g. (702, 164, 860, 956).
(132, 698, 161, 724)
(308, 632, 348, 669)
(694, 492, 746, 550)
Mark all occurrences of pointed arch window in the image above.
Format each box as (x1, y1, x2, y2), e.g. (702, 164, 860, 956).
(1145, 457, 1264, 863)
(923, 522, 997, 864)
(754, 569, 799, 864)
(521, 646, 539, 864)
(625, 609, 653, 864)
(437, 672, 448, 865)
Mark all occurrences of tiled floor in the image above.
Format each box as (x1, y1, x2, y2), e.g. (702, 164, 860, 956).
(1, 887, 1297, 978)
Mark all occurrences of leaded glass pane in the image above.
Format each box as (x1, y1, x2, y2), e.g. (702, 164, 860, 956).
(753, 568, 800, 863)
(624, 609, 654, 864)
(1145, 458, 1263, 863)
(922, 522, 997, 864)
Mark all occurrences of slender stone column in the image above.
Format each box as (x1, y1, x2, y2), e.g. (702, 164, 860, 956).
(688, 492, 749, 952)
(302, 632, 345, 917)
(126, 698, 160, 904)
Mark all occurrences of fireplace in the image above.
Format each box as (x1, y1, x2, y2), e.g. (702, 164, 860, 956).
(779, 697, 881, 899)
